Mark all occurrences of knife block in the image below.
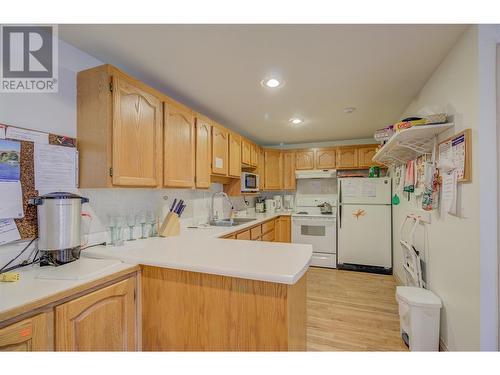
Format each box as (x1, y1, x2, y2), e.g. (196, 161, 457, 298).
(159, 212, 180, 237)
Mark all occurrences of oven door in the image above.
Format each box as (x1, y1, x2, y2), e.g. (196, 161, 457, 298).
(291, 216, 336, 254)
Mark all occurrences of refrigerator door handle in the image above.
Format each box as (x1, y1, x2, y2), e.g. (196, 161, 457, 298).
(339, 204, 342, 229)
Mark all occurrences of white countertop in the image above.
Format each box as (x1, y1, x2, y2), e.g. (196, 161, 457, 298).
(0, 211, 311, 323)
(83, 211, 312, 285)
(0, 258, 137, 321)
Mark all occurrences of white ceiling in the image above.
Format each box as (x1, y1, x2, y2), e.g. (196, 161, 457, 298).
(60, 24, 466, 145)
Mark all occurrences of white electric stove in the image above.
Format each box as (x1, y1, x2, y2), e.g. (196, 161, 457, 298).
(292, 197, 337, 268)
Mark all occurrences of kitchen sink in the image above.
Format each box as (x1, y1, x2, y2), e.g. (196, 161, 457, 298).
(210, 218, 256, 227)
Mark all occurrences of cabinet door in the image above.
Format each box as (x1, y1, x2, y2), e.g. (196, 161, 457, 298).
(195, 116, 212, 188)
(295, 150, 315, 170)
(236, 230, 251, 240)
(258, 147, 266, 190)
(212, 126, 229, 176)
(229, 134, 242, 177)
(0, 313, 49, 351)
(164, 102, 195, 188)
(357, 146, 382, 168)
(55, 277, 137, 351)
(250, 143, 259, 167)
(241, 140, 252, 165)
(283, 152, 296, 191)
(315, 148, 336, 169)
(112, 76, 162, 186)
(336, 147, 359, 169)
(281, 216, 291, 243)
(264, 149, 283, 190)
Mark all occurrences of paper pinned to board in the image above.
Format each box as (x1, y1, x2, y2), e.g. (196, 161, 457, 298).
(0, 181, 24, 219)
(0, 125, 5, 139)
(34, 143, 78, 191)
(5, 126, 49, 144)
(0, 219, 21, 245)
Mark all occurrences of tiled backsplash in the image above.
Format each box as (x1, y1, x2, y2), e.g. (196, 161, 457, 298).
(0, 184, 254, 262)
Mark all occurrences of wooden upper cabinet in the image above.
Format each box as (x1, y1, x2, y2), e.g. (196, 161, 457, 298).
(212, 125, 229, 176)
(55, 277, 137, 351)
(241, 140, 252, 165)
(111, 75, 163, 187)
(358, 145, 382, 168)
(250, 143, 259, 167)
(295, 150, 315, 170)
(257, 147, 265, 190)
(0, 313, 49, 351)
(336, 147, 359, 169)
(315, 148, 336, 169)
(282, 151, 296, 191)
(195, 115, 212, 189)
(163, 101, 195, 188)
(264, 149, 283, 190)
(229, 134, 242, 177)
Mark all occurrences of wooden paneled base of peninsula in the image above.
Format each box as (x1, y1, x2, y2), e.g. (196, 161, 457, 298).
(141, 266, 307, 351)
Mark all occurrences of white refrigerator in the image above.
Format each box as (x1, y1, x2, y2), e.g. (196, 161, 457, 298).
(337, 177, 392, 274)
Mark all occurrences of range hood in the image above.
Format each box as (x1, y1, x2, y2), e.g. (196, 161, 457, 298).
(295, 169, 337, 179)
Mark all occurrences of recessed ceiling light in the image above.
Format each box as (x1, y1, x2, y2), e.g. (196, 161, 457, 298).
(344, 107, 357, 114)
(262, 77, 283, 88)
(289, 118, 303, 125)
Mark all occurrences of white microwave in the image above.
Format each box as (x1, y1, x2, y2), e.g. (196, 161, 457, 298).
(241, 172, 259, 192)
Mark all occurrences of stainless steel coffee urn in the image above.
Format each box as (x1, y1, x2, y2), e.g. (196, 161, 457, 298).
(30, 192, 89, 265)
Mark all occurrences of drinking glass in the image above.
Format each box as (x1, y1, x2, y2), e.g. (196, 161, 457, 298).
(126, 214, 136, 241)
(115, 216, 126, 246)
(137, 211, 148, 239)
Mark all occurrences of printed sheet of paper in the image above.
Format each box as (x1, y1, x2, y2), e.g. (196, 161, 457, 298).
(341, 180, 359, 198)
(0, 139, 21, 181)
(0, 181, 24, 219)
(361, 180, 377, 198)
(441, 170, 458, 216)
(0, 124, 5, 139)
(0, 219, 21, 245)
(5, 126, 49, 144)
(35, 143, 77, 191)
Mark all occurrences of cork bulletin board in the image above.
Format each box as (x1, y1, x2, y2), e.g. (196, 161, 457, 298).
(1, 124, 77, 240)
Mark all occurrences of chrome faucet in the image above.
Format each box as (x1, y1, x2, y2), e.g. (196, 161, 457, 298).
(210, 191, 235, 224)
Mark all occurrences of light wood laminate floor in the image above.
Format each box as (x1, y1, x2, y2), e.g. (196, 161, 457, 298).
(307, 267, 408, 351)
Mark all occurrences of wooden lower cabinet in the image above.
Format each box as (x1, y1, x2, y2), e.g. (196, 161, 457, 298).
(141, 266, 306, 351)
(225, 216, 290, 243)
(55, 276, 138, 351)
(1, 270, 140, 352)
(0, 313, 50, 351)
(275, 216, 291, 243)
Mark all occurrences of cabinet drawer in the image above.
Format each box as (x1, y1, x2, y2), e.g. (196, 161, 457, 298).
(236, 230, 251, 240)
(261, 230, 275, 242)
(250, 226, 262, 240)
(262, 220, 275, 234)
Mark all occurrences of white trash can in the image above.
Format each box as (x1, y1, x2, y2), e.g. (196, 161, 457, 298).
(396, 286, 442, 351)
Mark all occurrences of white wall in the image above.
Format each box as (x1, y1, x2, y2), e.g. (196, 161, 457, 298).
(392, 26, 484, 351)
(477, 24, 500, 352)
(0, 39, 102, 137)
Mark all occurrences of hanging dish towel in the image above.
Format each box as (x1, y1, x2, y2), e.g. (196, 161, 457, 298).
(403, 160, 415, 196)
